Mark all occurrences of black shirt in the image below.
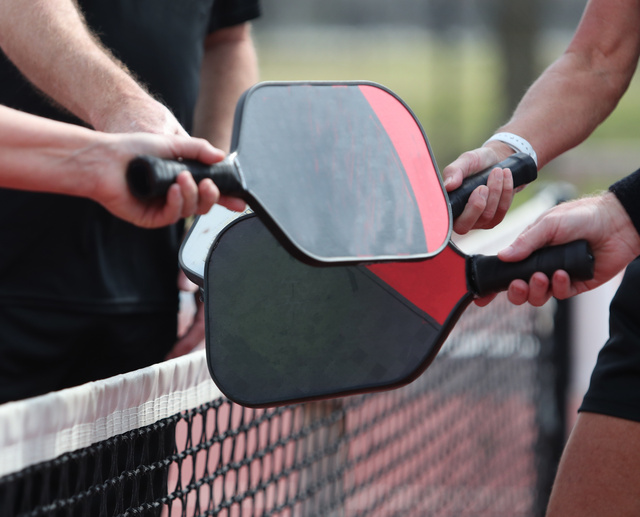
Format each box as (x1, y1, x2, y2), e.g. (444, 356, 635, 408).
(0, 0, 261, 313)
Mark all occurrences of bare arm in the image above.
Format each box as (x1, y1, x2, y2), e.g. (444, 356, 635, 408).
(491, 0, 640, 167)
(443, 0, 640, 232)
(546, 413, 640, 517)
(0, 105, 245, 226)
(192, 23, 259, 152)
(0, 0, 185, 135)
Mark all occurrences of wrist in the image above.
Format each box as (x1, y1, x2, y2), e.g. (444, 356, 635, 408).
(67, 132, 119, 201)
(484, 132, 538, 167)
(609, 169, 640, 241)
(482, 140, 517, 162)
(600, 190, 640, 258)
(89, 78, 154, 132)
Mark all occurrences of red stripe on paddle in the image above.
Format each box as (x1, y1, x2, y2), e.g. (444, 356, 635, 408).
(358, 84, 450, 253)
(366, 245, 467, 326)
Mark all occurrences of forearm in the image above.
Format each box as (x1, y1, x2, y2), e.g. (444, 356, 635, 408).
(0, 105, 103, 196)
(489, 0, 640, 168)
(0, 0, 154, 130)
(495, 55, 634, 167)
(192, 24, 259, 152)
(0, 104, 236, 227)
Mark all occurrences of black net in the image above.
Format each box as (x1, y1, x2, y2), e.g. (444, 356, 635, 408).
(0, 293, 567, 517)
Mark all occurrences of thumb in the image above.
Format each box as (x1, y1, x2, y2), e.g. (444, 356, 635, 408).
(498, 223, 553, 262)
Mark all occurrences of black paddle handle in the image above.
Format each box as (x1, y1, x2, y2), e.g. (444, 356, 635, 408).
(126, 155, 244, 200)
(448, 152, 537, 219)
(468, 240, 595, 297)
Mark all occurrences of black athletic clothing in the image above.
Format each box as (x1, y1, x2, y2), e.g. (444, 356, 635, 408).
(0, 0, 260, 402)
(580, 257, 640, 421)
(579, 169, 640, 421)
(0, 0, 260, 313)
(0, 305, 178, 401)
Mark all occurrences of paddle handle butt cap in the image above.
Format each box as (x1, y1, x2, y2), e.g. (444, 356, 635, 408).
(469, 239, 595, 297)
(449, 152, 538, 219)
(126, 155, 244, 200)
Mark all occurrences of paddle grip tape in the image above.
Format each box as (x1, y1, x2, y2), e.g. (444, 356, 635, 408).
(127, 155, 243, 200)
(468, 240, 594, 297)
(449, 153, 537, 219)
(609, 168, 640, 238)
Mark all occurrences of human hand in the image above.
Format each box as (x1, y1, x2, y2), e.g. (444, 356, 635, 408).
(82, 132, 246, 228)
(166, 273, 206, 359)
(442, 144, 518, 234)
(476, 192, 640, 307)
(166, 298, 205, 359)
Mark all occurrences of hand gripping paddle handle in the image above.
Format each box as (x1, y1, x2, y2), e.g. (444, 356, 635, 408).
(126, 155, 244, 200)
(468, 239, 595, 297)
(448, 152, 537, 219)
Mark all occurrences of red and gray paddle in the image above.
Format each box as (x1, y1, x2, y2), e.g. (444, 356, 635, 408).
(202, 207, 592, 408)
(128, 81, 534, 265)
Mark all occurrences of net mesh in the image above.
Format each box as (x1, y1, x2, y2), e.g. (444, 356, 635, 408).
(0, 185, 572, 517)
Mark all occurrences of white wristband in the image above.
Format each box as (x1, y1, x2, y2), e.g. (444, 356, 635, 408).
(484, 132, 538, 167)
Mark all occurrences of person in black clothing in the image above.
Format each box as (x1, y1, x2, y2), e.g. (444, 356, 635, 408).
(0, 0, 260, 403)
(441, 0, 640, 514)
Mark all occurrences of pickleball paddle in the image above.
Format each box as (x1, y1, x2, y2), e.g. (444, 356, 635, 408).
(179, 152, 536, 287)
(128, 81, 535, 265)
(203, 211, 593, 408)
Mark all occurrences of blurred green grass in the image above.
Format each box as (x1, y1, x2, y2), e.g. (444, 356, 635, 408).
(254, 32, 640, 196)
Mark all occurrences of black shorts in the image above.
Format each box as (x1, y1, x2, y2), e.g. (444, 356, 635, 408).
(580, 257, 640, 421)
(0, 305, 177, 404)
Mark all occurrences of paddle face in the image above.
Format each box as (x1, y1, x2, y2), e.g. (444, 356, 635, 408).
(230, 81, 451, 263)
(204, 214, 472, 407)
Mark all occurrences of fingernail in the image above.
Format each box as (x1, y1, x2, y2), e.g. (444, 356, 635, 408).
(500, 246, 514, 259)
